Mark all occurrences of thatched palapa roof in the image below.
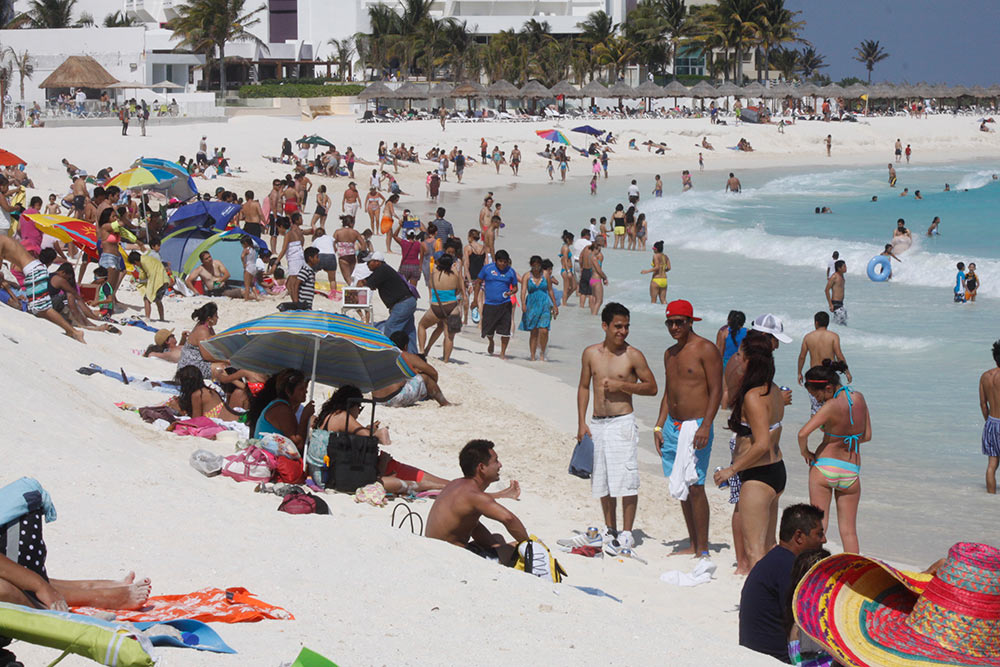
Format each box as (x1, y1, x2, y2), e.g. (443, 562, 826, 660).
(40, 55, 119, 89)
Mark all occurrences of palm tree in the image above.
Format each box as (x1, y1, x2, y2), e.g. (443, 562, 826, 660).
(576, 11, 617, 81)
(103, 10, 137, 27)
(0, 60, 11, 127)
(327, 38, 355, 82)
(170, 0, 267, 99)
(706, 0, 763, 84)
(854, 39, 889, 84)
(6, 49, 33, 101)
(798, 46, 826, 79)
(28, 0, 77, 28)
(652, 0, 699, 77)
(593, 35, 636, 81)
(769, 46, 798, 82)
(363, 3, 399, 79)
(755, 0, 803, 82)
(624, 2, 667, 77)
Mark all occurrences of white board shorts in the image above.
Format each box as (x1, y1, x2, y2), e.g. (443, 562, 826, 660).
(590, 413, 639, 498)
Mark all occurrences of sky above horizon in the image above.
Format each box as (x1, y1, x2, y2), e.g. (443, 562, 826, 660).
(786, 0, 997, 85)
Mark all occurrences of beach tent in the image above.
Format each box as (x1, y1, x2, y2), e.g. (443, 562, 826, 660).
(182, 229, 267, 279)
(164, 200, 240, 235)
(160, 226, 248, 284)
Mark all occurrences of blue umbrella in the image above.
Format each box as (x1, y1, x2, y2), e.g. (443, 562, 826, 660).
(164, 201, 240, 235)
(201, 311, 414, 396)
(572, 125, 605, 136)
(133, 157, 199, 201)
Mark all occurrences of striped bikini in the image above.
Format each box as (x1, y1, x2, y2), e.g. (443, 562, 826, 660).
(813, 386, 863, 490)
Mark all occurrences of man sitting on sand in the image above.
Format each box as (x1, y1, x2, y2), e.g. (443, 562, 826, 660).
(427, 440, 550, 574)
(372, 332, 451, 407)
(185, 250, 230, 296)
(0, 237, 83, 342)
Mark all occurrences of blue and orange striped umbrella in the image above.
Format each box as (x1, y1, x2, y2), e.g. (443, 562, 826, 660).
(201, 311, 413, 394)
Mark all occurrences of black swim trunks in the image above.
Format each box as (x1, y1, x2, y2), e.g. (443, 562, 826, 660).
(465, 542, 500, 561)
(578, 268, 593, 295)
(243, 222, 263, 238)
(481, 302, 513, 338)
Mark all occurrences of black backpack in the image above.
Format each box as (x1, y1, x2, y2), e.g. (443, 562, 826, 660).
(323, 398, 379, 493)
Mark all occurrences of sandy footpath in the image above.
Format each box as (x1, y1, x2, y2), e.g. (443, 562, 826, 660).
(2, 111, 990, 664)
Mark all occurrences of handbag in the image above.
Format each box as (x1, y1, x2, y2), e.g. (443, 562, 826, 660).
(323, 398, 380, 493)
(568, 434, 593, 479)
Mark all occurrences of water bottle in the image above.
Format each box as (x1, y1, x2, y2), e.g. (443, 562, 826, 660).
(714, 466, 729, 489)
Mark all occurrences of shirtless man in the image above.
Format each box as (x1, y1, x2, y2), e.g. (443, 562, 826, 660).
(574, 302, 657, 553)
(824, 259, 847, 326)
(887, 163, 897, 187)
(726, 172, 741, 193)
(267, 179, 283, 254)
(981, 340, 1000, 493)
(894, 138, 902, 163)
(61, 158, 78, 177)
(295, 172, 312, 207)
(798, 311, 852, 412)
(478, 195, 494, 235)
(426, 440, 535, 567)
(372, 331, 451, 407)
(239, 190, 264, 239)
(69, 173, 89, 218)
(0, 237, 83, 341)
(509, 145, 521, 176)
(185, 250, 231, 296)
(341, 181, 360, 219)
(654, 300, 722, 557)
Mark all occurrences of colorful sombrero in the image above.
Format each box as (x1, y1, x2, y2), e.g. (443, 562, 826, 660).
(794, 542, 1000, 667)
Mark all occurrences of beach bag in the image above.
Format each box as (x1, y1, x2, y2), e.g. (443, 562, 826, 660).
(323, 398, 379, 493)
(275, 456, 306, 485)
(514, 535, 567, 583)
(568, 434, 594, 479)
(277, 490, 329, 515)
(221, 445, 276, 483)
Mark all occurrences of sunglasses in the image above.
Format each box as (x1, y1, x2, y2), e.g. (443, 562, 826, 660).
(665, 319, 689, 328)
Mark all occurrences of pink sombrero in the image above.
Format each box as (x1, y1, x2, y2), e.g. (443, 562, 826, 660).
(794, 542, 1000, 667)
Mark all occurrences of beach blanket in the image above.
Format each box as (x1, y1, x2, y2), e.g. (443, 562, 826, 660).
(73, 587, 293, 623)
(77, 363, 180, 394)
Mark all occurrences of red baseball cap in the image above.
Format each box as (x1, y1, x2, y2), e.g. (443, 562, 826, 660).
(665, 300, 701, 321)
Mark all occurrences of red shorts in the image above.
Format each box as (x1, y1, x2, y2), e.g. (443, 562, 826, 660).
(383, 457, 424, 482)
(284, 201, 298, 214)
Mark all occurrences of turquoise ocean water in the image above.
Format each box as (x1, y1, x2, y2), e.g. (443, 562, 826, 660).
(458, 159, 999, 566)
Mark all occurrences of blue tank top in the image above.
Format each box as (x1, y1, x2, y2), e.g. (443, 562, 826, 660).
(254, 399, 289, 438)
(722, 327, 747, 366)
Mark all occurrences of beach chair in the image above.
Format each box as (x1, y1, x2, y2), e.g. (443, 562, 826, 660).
(358, 110, 375, 123)
(341, 286, 373, 322)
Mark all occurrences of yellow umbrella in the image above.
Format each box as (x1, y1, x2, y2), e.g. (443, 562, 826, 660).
(105, 167, 159, 190)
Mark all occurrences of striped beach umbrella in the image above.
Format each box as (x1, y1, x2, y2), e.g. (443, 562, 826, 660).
(105, 166, 160, 190)
(24, 213, 99, 260)
(201, 311, 414, 396)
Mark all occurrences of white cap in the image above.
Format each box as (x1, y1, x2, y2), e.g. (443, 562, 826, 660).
(750, 313, 792, 343)
(366, 251, 386, 262)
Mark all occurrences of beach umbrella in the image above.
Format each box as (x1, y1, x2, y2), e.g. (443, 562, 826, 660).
(428, 82, 454, 98)
(520, 80, 553, 99)
(535, 129, 570, 145)
(550, 80, 580, 97)
(450, 80, 486, 111)
(201, 311, 415, 398)
(662, 79, 689, 107)
(165, 200, 241, 234)
(635, 81, 666, 98)
(742, 81, 765, 98)
(133, 157, 198, 202)
(358, 81, 393, 111)
(392, 81, 428, 110)
(767, 83, 792, 98)
(821, 83, 846, 97)
(24, 214, 99, 260)
(844, 84, 868, 99)
(688, 81, 717, 98)
(572, 125, 605, 137)
(487, 79, 521, 98)
(298, 135, 334, 147)
(106, 167, 159, 190)
(580, 80, 608, 107)
(0, 149, 25, 167)
(151, 80, 183, 91)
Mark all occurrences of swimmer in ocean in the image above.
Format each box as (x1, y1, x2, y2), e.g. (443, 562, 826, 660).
(927, 216, 941, 236)
(887, 164, 897, 187)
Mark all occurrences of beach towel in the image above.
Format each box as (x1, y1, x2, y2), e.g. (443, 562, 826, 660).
(668, 420, 699, 500)
(659, 557, 716, 587)
(168, 416, 227, 440)
(292, 647, 339, 667)
(78, 364, 181, 394)
(0, 477, 56, 526)
(73, 587, 293, 623)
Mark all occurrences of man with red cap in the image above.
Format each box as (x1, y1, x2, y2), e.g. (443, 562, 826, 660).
(654, 299, 723, 557)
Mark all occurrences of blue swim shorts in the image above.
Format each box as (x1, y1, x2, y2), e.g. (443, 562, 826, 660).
(660, 416, 714, 486)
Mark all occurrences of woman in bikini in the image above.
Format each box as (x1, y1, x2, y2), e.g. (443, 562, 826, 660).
(464, 229, 487, 322)
(714, 342, 787, 570)
(309, 184, 330, 231)
(640, 240, 670, 304)
(332, 215, 364, 286)
(420, 223, 438, 288)
(624, 205, 637, 251)
(611, 203, 626, 250)
(174, 366, 241, 421)
(798, 361, 870, 553)
(96, 208, 123, 307)
(364, 187, 384, 235)
(418, 252, 464, 362)
(557, 230, 577, 307)
(380, 193, 399, 251)
(635, 212, 648, 251)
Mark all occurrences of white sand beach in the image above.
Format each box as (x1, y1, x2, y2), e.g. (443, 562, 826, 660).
(1, 112, 995, 665)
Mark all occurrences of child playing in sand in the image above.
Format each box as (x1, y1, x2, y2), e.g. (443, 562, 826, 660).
(89, 267, 114, 321)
